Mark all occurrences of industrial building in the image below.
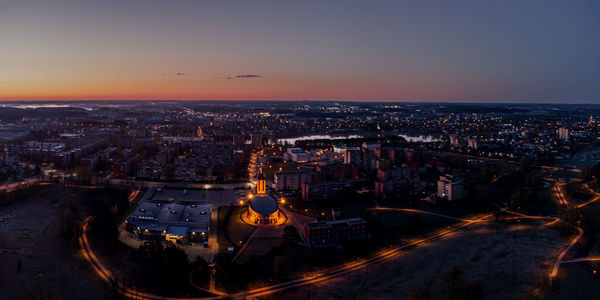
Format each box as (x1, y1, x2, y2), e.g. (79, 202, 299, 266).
(125, 188, 211, 246)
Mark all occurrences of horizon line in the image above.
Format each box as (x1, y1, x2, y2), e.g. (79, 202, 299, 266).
(0, 99, 598, 105)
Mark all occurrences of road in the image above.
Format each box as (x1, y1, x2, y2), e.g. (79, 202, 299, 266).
(553, 182, 568, 206)
(241, 166, 591, 296)
(576, 183, 600, 208)
(549, 227, 584, 280)
(128, 186, 141, 203)
(546, 174, 586, 283)
(0, 177, 40, 192)
(242, 212, 495, 298)
(372, 207, 471, 222)
(79, 210, 494, 299)
(560, 257, 600, 264)
(74, 162, 596, 299)
(79, 208, 563, 299)
(80, 217, 226, 300)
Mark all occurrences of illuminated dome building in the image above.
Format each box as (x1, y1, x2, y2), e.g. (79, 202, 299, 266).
(248, 171, 281, 224)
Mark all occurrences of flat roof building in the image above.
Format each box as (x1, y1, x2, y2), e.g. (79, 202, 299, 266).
(126, 188, 211, 246)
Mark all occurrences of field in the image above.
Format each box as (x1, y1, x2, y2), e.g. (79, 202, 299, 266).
(236, 210, 467, 285)
(546, 263, 600, 299)
(0, 185, 110, 299)
(217, 205, 256, 253)
(235, 237, 284, 265)
(377, 210, 456, 232)
(262, 221, 570, 300)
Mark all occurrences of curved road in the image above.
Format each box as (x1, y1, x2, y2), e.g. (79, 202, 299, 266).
(79, 208, 573, 299)
(76, 164, 593, 299)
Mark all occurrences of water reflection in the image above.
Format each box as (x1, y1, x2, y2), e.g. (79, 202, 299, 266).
(277, 133, 438, 145)
(277, 134, 363, 145)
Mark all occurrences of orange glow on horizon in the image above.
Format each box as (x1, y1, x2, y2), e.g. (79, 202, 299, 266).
(0, 72, 466, 102)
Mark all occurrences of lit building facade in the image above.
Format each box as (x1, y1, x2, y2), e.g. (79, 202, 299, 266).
(273, 171, 313, 191)
(557, 127, 569, 140)
(125, 188, 211, 246)
(247, 171, 281, 224)
(437, 174, 463, 201)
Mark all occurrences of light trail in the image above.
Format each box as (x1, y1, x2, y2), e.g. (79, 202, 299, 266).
(372, 207, 470, 222)
(64, 184, 103, 189)
(0, 177, 40, 192)
(554, 183, 568, 206)
(543, 219, 560, 226)
(75, 163, 598, 297)
(79, 217, 227, 300)
(80, 208, 569, 298)
(501, 209, 557, 221)
(79, 210, 495, 299)
(576, 184, 600, 208)
(560, 257, 600, 264)
(76, 199, 585, 298)
(549, 227, 584, 280)
(242, 213, 495, 298)
(128, 186, 141, 203)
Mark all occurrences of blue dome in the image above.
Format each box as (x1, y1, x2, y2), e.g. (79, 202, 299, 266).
(249, 194, 278, 215)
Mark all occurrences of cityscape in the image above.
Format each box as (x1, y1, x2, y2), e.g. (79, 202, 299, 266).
(1, 101, 600, 299)
(1, 1, 600, 300)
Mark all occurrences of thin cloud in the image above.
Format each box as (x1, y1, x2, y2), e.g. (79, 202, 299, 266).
(176, 72, 186, 76)
(219, 74, 262, 80)
(235, 74, 261, 78)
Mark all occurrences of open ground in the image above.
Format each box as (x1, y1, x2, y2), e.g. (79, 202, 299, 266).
(0, 186, 110, 299)
(262, 220, 570, 300)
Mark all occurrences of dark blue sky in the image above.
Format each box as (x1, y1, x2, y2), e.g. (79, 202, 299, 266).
(1, 0, 599, 102)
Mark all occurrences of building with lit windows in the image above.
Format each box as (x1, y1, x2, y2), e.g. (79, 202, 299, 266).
(125, 188, 211, 246)
(437, 174, 463, 201)
(273, 171, 313, 191)
(557, 127, 569, 140)
(301, 179, 353, 201)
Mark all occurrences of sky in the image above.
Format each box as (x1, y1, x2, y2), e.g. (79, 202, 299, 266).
(0, 0, 599, 103)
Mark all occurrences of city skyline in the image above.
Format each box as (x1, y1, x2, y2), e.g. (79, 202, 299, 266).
(1, 0, 599, 102)
(1, 100, 600, 299)
(2, 2, 600, 297)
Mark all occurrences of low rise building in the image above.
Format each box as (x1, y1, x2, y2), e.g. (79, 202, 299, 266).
(273, 171, 313, 191)
(301, 179, 353, 201)
(125, 188, 211, 246)
(304, 218, 367, 245)
(114, 153, 140, 177)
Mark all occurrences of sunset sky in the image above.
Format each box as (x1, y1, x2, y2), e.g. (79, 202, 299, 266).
(1, 0, 599, 102)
